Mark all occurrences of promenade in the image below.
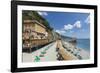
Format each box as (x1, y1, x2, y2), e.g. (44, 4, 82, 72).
(22, 40, 89, 62)
(22, 42, 58, 62)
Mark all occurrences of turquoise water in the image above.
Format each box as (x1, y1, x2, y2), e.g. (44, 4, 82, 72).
(61, 36, 90, 52)
(77, 39, 90, 52)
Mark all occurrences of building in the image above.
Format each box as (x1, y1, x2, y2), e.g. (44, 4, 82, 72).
(22, 19, 54, 52)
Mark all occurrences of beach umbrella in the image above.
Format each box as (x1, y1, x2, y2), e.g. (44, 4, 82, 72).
(34, 56, 40, 62)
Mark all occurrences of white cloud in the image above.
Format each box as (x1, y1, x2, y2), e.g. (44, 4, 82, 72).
(74, 21, 81, 28)
(69, 30, 74, 33)
(85, 15, 90, 24)
(64, 21, 81, 31)
(64, 24, 73, 30)
(37, 12, 48, 16)
(55, 30, 66, 34)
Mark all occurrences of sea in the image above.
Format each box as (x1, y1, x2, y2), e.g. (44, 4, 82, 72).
(77, 39, 90, 52)
(61, 36, 90, 52)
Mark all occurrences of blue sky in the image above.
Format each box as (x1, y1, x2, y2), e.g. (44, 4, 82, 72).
(37, 11, 90, 39)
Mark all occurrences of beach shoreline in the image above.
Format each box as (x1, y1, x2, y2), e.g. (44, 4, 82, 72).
(62, 40, 90, 60)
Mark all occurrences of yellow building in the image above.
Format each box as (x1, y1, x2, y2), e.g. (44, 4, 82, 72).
(23, 20, 48, 39)
(22, 19, 50, 52)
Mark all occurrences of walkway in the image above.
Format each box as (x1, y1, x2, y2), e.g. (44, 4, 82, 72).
(22, 41, 58, 62)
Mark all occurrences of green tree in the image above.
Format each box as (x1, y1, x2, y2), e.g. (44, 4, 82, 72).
(22, 10, 53, 30)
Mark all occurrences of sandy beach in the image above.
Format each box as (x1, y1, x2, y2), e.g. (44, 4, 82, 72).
(56, 40, 78, 60)
(62, 40, 90, 59)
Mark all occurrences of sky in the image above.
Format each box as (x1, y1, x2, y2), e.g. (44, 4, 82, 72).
(37, 11, 90, 39)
